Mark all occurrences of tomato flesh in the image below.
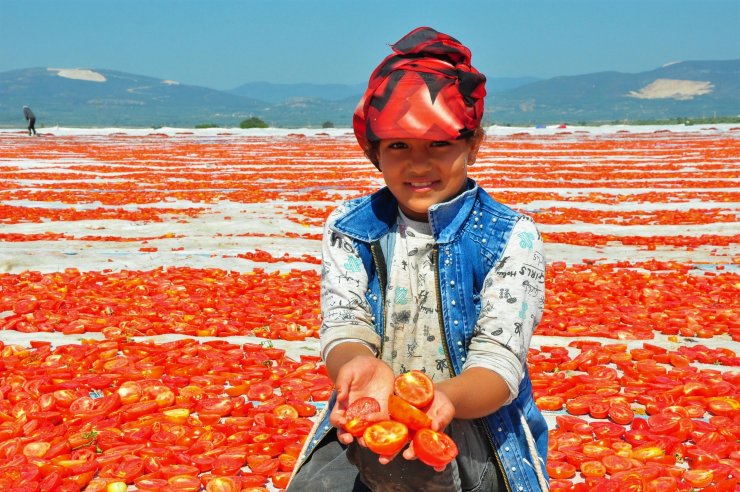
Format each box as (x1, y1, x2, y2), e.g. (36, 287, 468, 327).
(343, 397, 380, 437)
(412, 428, 458, 468)
(387, 394, 431, 431)
(363, 420, 409, 456)
(394, 370, 434, 408)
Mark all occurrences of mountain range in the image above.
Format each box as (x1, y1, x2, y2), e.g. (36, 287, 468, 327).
(0, 61, 737, 128)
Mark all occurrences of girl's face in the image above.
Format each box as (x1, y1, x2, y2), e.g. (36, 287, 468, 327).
(378, 137, 480, 222)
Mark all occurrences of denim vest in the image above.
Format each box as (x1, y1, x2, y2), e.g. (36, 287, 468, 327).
(299, 180, 549, 491)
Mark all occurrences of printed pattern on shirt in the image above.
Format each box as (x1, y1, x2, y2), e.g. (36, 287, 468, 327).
(475, 215, 545, 365)
(382, 216, 447, 381)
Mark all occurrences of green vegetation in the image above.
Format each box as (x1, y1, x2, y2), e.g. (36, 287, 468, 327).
(489, 115, 740, 128)
(239, 117, 269, 129)
(321, 121, 334, 128)
(195, 123, 219, 129)
(608, 116, 740, 126)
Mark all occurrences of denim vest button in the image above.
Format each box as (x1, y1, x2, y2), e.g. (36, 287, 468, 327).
(505, 446, 510, 452)
(372, 295, 377, 301)
(498, 427, 503, 432)
(474, 217, 479, 222)
(511, 466, 516, 472)
(519, 487, 524, 491)
(457, 341, 462, 346)
(453, 320, 458, 325)
(450, 280, 455, 286)
(482, 238, 487, 244)
(451, 300, 456, 306)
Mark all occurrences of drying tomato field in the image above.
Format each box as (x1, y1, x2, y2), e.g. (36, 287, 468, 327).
(0, 126, 738, 491)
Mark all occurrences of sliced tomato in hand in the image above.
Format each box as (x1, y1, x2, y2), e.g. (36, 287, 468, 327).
(394, 370, 434, 408)
(346, 397, 381, 419)
(363, 420, 409, 456)
(343, 397, 380, 437)
(412, 428, 458, 468)
(388, 394, 431, 431)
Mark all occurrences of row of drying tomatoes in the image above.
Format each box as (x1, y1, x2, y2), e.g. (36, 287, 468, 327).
(0, 336, 333, 491)
(2, 259, 734, 342)
(0, 334, 737, 490)
(0, 267, 321, 341)
(1, 188, 733, 208)
(8, 201, 734, 227)
(533, 339, 738, 491)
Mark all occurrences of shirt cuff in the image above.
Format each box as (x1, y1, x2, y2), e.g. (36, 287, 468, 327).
(322, 338, 379, 362)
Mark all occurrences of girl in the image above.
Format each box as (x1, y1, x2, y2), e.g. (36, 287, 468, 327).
(288, 27, 549, 492)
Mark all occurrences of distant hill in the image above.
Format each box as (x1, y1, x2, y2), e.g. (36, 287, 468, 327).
(488, 60, 740, 124)
(229, 82, 366, 104)
(0, 62, 737, 128)
(229, 77, 540, 103)
(0, 67, 266, 128)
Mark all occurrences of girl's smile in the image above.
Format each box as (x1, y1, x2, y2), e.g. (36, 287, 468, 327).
(378, 137, 481, 221)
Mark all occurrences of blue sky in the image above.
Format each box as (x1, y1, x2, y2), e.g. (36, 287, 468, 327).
(1, 0, 738, 90)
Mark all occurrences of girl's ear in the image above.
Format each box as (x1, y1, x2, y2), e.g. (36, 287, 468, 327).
(466, 132, 484, 166)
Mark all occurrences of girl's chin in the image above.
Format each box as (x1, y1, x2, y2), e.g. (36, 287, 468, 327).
(400, 206, 429, 221)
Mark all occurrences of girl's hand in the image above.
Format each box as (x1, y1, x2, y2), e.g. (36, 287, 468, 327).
(399, 389, 456, 470)
(329, 355, 394, 445)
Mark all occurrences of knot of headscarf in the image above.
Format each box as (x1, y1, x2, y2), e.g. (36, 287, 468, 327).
(353, 27, 487, 166)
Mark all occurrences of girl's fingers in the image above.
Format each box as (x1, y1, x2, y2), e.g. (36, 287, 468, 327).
(337, 430, 355, 445)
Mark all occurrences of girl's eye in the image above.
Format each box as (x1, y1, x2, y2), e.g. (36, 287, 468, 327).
(430, 141, 451, 147)
(387, 142, 408, 150)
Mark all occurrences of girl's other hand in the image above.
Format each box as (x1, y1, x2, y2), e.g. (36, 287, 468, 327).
(424, 388, 456, 432)
(400, 389, 455, 468)
(329, 355, 394, 444)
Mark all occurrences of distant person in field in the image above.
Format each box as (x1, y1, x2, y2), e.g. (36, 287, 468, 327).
(287, 27, 549, 491)
(23, 106, 37, 136)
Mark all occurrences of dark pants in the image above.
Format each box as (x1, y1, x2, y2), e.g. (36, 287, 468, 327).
(287, 431, 372, 492)
(28, 117, 36, 135)
(287, 429, 505, 492)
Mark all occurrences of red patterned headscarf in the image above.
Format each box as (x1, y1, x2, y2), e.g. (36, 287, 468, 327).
(353, 26, 487, 166)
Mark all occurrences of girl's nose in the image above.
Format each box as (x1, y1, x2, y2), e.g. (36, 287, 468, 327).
(408, 145, 432, 168)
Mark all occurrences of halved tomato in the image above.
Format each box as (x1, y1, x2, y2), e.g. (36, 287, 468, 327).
(363, 420, 409, 456)
(412, 428, 458, 468)
(343, 397, 380, 437)
(580, 460, 606, 478)
(394, 370, 434, 408)
(388, 394, 431, 431)
(682, 469, 714, 488)
(272, 404, 299, 419)
(545, 461, 576, 479)
(608, 404, 634, 425)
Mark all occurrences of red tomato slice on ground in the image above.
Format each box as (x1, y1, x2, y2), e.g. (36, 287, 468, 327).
(545, 461, 576, 479)
(412, 428, 458, 468)
(363, 420, 409, 456)
(608, 404, 634, 425)
(394, 370, 434, 408)
(388, 394, 432, 431)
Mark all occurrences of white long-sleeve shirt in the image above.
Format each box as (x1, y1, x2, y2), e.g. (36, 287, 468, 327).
(320, 205, 545, 404)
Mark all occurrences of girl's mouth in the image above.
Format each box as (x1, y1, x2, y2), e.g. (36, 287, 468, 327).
(407, 181, 437, 190)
